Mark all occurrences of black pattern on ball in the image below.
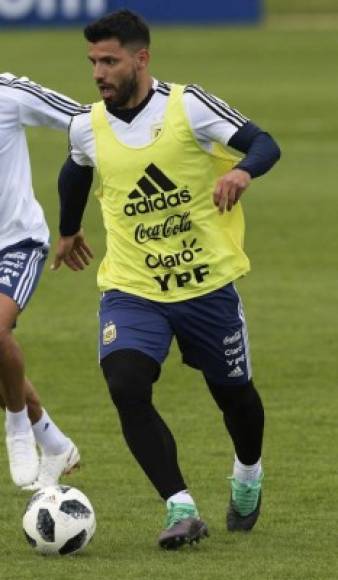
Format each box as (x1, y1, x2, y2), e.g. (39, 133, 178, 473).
(60, 500, 91, 519)
(37, 508, 55, 542)
(59, 529, 87, 555)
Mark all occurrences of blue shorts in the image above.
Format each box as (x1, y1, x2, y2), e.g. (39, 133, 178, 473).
(0, 239, 48, 310)
(99, 283, 252, 385)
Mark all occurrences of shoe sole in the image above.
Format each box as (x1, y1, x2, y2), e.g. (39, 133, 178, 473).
(159, 520, 209, 550)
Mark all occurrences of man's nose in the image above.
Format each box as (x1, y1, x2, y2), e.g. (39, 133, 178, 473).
(93, 63, 104, 81)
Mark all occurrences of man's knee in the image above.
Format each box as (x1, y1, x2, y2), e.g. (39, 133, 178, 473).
(100, 349, 160, 408)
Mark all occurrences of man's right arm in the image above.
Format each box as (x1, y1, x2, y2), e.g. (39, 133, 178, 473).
(0, 72, 89, 130)
(52, 112, 95, 270)
(59, 112, 96, 235)
(58, 156, 93, 236)
(52, 157, 94, 271)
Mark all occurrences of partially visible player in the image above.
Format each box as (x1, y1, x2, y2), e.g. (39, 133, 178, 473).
(0, 73, 90, 489)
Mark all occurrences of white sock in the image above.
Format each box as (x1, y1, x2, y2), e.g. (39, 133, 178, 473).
(167, 490, 195, 506)
(32, 409, 70, 456)
(6, 406, 31, 435)
(233, 455, 262, 484)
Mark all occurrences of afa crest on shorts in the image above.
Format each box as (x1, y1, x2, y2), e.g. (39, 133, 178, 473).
(103, 321, 117, 345)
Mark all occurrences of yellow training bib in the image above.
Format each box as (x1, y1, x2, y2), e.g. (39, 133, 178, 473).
(91, 84, 250, 301)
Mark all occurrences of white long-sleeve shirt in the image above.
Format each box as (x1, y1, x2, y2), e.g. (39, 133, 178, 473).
(0, 73, 89, 251)
(70, 78, 248, 166)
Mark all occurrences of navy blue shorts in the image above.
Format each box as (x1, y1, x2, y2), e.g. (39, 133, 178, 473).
(0, 239, 48, 310)
(99, 283, 252, 385)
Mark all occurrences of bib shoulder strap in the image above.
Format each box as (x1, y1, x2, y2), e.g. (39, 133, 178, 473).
(91, 100, 107, 131)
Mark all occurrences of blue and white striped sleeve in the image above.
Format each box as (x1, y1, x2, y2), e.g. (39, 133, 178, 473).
(0, 73, 90, 131)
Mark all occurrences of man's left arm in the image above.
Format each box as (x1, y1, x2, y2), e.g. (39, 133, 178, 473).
(183, 86, 281, 212)
(214, 122, 281, 212)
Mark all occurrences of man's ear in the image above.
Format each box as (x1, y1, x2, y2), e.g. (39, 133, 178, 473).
(135, 48, 150, 70)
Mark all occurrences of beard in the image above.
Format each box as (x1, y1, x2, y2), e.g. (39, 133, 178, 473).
(101, 70, 138, 109)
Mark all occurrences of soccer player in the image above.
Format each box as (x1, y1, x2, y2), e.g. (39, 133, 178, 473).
(53, 10, 281, 548)
(0, 73, 89, 489)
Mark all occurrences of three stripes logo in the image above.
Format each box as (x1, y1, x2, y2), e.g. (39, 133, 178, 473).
(124, 163, 191, 216)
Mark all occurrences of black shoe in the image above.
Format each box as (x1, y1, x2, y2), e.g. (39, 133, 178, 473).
(226, 477, 262, 532)
(158, 502, 209, 550)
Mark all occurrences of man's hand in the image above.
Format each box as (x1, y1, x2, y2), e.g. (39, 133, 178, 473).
(213, 168, 251, 213)
(51, 230, 93, 271)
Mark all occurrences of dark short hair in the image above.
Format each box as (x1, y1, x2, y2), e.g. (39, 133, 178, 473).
(84, 9, 150, 47)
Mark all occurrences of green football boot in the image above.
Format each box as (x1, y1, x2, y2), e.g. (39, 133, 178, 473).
(227, 475, 263, 532)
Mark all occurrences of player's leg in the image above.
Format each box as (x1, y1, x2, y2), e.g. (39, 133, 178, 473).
(21, 377, 80, 490)
(99, 290, 208, 549)
(0, 292, 39, 486)
(0, 375, 41, 422)
(205, 378, 264, 531)
(0, 373, 80, 488)
(173, 283, 264, 531)
(0, 241, 79, 488)
(102, 349, 208, 549)
(20, 376, 42, 424)
(102, 349, 186, 498)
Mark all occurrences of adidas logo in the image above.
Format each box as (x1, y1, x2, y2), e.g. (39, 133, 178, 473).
(0, 275, 12, 287)
(124, 163, 191, 216)
(227, 366, 244, 378)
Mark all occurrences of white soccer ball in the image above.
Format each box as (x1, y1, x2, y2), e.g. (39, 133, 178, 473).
(23, 485, 96, 555)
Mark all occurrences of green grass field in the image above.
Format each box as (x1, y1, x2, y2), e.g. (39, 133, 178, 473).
(267, 0, 338, 13)
(0, 14, 338, 580)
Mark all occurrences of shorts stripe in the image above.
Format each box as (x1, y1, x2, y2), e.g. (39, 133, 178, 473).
(17, 251, 42, 308)
(234, 284, 252, 379)
(13, 249, 43, 308)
